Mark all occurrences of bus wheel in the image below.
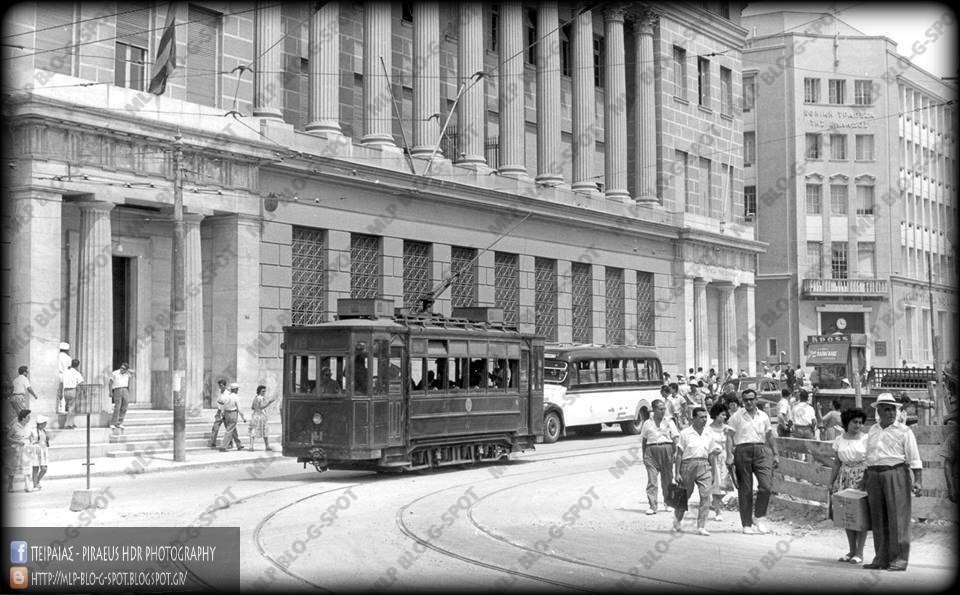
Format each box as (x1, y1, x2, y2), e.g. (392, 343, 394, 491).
(620, 408, 647, 435)
(543, 411, 562, 444)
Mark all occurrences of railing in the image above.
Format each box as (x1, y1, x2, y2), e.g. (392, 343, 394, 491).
(801, 278, 889, 297)
(868, 367, 937, 389)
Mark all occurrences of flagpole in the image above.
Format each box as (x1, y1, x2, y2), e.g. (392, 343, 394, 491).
(171, 133, 186, 461)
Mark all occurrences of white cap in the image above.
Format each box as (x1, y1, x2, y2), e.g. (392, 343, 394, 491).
(59, 342, 70, 351)
(229, 382, 240, 390)
(36, 415, 49, 424)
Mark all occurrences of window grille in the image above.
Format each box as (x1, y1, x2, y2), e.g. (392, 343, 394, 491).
(351, 234, 382, 299)
(291, 227, 326, 325)
(744, 185, 757, 217)
(571, 263, 592, 344)
(534, 258, 558, 342)
(451, 246, 477, 308)
(636, 272, 655, 346)
(494, 252, 519, 327)
(605, 268, 625, 345)
(403, 241, 431, 310)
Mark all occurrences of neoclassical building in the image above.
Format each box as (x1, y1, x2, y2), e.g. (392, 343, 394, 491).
(3, 1, 762, 418)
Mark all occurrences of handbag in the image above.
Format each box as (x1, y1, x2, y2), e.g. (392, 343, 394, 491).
(666, 481, 688, 513)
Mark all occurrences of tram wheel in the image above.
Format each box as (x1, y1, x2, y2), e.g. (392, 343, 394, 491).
(542, 411, 562, 444)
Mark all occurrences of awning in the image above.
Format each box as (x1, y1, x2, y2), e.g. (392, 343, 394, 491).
(807, 341, 849, 365)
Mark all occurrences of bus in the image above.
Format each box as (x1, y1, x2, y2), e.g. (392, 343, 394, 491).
(541, 345, 663, 443)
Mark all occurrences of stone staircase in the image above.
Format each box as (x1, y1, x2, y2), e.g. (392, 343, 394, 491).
(46, 409, 283, 461)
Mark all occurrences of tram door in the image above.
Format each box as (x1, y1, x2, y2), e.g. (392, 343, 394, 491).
(355, 333, 405, 449)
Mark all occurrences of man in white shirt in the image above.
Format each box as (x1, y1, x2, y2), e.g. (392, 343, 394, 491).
(56, 342, 71, 420)
(209, 379, 228, 448)
(790, 389, 817, 439)
(108, 362, 134, 431)
(672, 407, 721, 535)
(218, 383, 247, 451)
(640, 398, 680, 515)
(860, 393, 923, 571)
(725, 388, 779, 534)
(60, 359, 84, 429)
(10, 366, 37, 417)
(776, 388, 794, 437)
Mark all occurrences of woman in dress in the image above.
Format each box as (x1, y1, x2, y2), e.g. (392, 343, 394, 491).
(819, 400, 844, 441)
(828, 407, 869, 564)
(707, 401, 732, 521)
(31, 415, 50, 490)
(5, 409, 34, 492)
(248, 385, 277, 451)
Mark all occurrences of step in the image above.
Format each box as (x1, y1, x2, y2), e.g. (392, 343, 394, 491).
(106, 437, 285, 458)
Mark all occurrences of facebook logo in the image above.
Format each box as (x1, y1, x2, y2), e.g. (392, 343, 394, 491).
(10, 541, 28, 564)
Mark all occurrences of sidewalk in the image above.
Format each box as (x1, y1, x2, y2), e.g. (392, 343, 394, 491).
(44, 446, 290, 481)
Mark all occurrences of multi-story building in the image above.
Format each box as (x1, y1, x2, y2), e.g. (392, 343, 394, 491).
(742, 10, 958, 371)
(2, 1, 762, 419)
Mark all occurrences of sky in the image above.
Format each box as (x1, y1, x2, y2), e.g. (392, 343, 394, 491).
(742, 2, 958, 79)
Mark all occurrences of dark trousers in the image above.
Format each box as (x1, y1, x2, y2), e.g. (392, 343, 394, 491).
(792, 426, 815, 440)
(865, 465, 912, 566)
(209, 409, 224, 446)
(111, 387, 129, 426)
(32, 465, 47, 486)
(733, 443, 773, 527)
(220, 410, 242, 449)
(644, 443, 675, 508)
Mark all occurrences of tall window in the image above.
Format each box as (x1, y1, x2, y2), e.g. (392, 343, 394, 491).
(636, 272, 655, 346)
(351, 234, 382, 299)
(829, 134, 847, 160)
(830, 184, 848, 215)
(494, 252, 519, 327)
(534, 258, 558, 342)
(854, 80, 873, 106)
(805, 133, 821, 159)
(487, 5, 498, 51)
(742, 75, 755, 112)
(605, 267, 625, 345)
(699, 157, 712, 211)
(187, 5, 221, 107)
(858, 242, 876, 277)
(805, 184, 822, 214)
(855, 134, 875, 160)
(744, 185, 757, 217)
(720, 66, 732, 116)
(673, 46, 687, 99)
(806, 242, 823, 277)
(698, 56, 710, 107)
(803, 78, 820, 103)
(743, 131, 756, 166)
(675, 150, 690, 207)
(525, 9, 537, 65)
(560, 24, 571, 76)
(402, 241, 431, 310)
(856, 185, 875, 215)
(35, 3, 75, 74)
(593, 35, 605, 88)
(450, 246, 478, 308)
(571, 263, 592, 344)
(828, 79, 845, 104)
(291, 227, 326, 325)
(831, 242, 848, 279)
(115, 5, 150, 91)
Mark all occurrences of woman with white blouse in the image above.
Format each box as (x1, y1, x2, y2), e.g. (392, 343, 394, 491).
(828, 408, 869, 564)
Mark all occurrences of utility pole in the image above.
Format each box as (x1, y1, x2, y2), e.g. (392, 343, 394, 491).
(171, 134, 186, 461)
(926, 251, 942, 421)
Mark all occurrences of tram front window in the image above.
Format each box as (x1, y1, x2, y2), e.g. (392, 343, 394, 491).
(318, 356, 346, 395)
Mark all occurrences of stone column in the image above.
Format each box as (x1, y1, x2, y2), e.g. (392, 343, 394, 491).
(717, 282, 737, 376)
(741, 283, 757, 375)
(362, 1, 395, 148)
(184, 213, 205, 413)
(306, 1, 341, 135)
(457, 2, 486, 165)
(75, 201, 115, 389)
(571, 8, 597, 194)
(498, 1, 526, 176)
(253, 1, 283, 120)
(535, 1, 563, 186)
(693, 277, 708, 369)
(683, 275, 695, 371)
(635, 11, 658, 203)
(603, 7, 629, 201)
(411, 1, 440, 156)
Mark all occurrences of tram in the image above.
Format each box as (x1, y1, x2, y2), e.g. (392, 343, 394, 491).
(281, 298, 544, 472)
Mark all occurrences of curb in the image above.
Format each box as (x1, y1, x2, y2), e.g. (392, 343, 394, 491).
(44, 452, 290, 481)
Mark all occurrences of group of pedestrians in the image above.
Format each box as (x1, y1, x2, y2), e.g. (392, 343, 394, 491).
(4, 409, 50, 493)
(209, 380, 278, 452)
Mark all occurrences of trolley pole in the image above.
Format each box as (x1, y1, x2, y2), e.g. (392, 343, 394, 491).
(171, 134, 187, 461)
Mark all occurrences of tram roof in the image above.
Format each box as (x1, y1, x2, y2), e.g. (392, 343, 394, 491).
(283, 314, 528, 336)
(545, 345, 660, 362)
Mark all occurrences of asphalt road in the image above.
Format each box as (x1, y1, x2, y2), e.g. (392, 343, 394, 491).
(6, 430, 956, 591)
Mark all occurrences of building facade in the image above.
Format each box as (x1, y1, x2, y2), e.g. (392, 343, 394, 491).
(742, 10, 958, 370)
(2, 1, 761, 419)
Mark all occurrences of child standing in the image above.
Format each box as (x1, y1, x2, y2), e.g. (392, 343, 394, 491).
(32, 415, 50, 489)
(248, 385, 277, 451)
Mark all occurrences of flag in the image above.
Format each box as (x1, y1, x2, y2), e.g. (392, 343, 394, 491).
(148, 4, 177, 95)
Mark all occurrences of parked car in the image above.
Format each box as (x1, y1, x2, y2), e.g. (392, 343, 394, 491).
(722, 376, 783, 417)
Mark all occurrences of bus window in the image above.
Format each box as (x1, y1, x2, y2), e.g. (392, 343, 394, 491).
(647, 359, 661, 382)
(596, 360, 612, 383)
(575, 360, 596, 384)
(544, 359, 567, 384)
(318, 356, 345, 395)
(410, 358, 425, 393)
(388, 346, 403, 395)
(610, 359, 626, 383)
(292, 355, 317, 394)
(354, 341, 370, 395)
(624, 359, 638, 382)
(635, 359, 650, 381)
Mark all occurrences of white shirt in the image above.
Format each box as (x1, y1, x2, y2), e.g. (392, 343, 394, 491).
(61, 368, 84, 389)
(832, 433, 868, 465)
(777, 398, 793, 422)
(12, 375, 30, 395)
(678, 426, 720, 459)
(865, 421, 922, 469)
(58, 352, 72, 374)
(640, 416, 679, 445)
(791, 401, 816, 427)
(110, 369, 132, 389)
(726, 407, 772, 445)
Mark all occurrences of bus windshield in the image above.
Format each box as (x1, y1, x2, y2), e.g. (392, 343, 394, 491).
(544, 359, 568, 384)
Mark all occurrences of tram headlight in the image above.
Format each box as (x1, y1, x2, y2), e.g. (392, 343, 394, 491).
(313, 412, 324, 425)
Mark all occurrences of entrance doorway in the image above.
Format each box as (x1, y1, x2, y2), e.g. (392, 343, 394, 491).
(112, 256, 134, 371)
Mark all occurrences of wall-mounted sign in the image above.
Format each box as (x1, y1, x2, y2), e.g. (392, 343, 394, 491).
(802, 108, 872, 130)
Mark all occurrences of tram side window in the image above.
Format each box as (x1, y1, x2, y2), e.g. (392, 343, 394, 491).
(469, 358, 488, 391)
(410, 357, 426, 393)
(449, 358, 470, 390)
(354, 342, 371, 395)
(520, 350, 530, 391)
(425, 358, 445, 392)
(507, 359, 520, 390)
(370, 340, 390, 395)
(490, 358, 509, 390)
(318, 356, 346, 395)
(292, 355, 317, 394)
(388, 346, 403, 394)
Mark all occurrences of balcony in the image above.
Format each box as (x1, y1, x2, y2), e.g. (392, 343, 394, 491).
(801, 278, 889, 299)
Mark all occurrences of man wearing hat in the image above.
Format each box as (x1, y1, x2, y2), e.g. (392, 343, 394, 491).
(860, 393, 922, 571)
(218, 383, 246, 451)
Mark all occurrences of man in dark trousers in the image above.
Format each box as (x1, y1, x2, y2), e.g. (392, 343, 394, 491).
(860, 393, 923, 571)
(209, 379, 227, 448)
(725, 388, 779, 534)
